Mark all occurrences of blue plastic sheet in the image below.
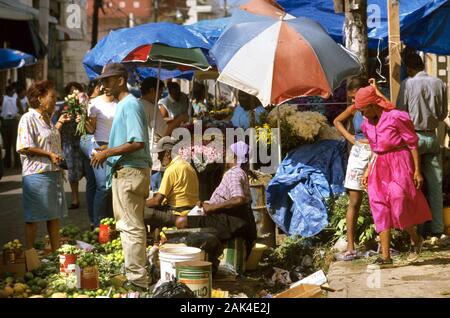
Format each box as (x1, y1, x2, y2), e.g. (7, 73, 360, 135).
(266, 140, 347, 237)
(278, 0, 450, 54)
(83, 22, 211, 80)
(0, 48, 36, 70)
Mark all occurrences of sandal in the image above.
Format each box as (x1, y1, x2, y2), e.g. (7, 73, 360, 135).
(342, 250, 358, 261)
(367, 257, 393, 269)
(407, 236, 424, 262)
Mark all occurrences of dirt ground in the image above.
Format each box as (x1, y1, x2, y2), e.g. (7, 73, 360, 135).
(326, 245, 450, 298)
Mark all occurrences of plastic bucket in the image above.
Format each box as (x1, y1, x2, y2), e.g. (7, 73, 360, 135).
(99, 224, 116, 244)
(159, 247, 204, 282)
(245, 243, 268, 271)
(176, 261, 212, 298)
(59, 254, 77, 276)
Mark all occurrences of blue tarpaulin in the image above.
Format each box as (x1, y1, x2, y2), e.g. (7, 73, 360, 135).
(186, 17, 231, 46)
(0, 48, 36, 70)
(266, 140, 347, 237)
(83, 22, 211, 81)
(278, 0, 450, 54)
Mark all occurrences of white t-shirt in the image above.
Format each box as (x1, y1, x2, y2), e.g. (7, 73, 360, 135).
(20, 97, 28, 113)
(140, 98, 168, 171)
(1, 95, 19, 118)
(88, 96, 117, 143)
(158, 93, 189, 118)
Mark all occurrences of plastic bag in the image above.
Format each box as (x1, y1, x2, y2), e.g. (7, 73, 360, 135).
(152, 280, 196, 298)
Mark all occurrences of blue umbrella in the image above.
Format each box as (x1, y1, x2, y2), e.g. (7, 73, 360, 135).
(83, 22, 212, 80)
(0, 48, 37, 70)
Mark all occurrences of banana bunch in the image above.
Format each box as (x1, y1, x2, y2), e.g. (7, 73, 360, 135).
(3, 239, 22, 251)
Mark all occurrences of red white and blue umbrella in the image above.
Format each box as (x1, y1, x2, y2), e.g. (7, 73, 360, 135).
(211, 15, 361, 106)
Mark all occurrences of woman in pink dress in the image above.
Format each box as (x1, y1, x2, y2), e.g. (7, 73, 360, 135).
(355, 86, 431, 268)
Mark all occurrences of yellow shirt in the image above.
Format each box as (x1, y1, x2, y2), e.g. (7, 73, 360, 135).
(158, 156, 199, 213)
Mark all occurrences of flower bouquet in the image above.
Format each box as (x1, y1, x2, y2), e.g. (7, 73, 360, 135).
(267, 106, 329, 154)
(178, 141, 223, 173)
(64, 89, 88, 136)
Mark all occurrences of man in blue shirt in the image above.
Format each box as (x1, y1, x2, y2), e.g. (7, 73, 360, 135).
(91, 63, 151, 291)
(231, 90, 266, 129)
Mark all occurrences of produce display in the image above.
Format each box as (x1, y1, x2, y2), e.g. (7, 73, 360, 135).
(0, 226, 149, 298)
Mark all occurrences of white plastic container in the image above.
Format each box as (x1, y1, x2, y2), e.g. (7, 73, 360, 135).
(159, 246, 204, 282)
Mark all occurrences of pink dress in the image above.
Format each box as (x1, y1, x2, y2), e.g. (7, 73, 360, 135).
(361, 109, 431, 233)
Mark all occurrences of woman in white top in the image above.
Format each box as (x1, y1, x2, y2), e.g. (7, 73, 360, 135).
(1, 85, 23, 168)
(79, 82, 117, 227)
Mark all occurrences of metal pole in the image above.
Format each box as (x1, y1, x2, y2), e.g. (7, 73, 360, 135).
(277, 106, 282, 166)
(150, 61, 162, 150)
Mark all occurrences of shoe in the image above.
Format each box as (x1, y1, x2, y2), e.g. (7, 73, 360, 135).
(68, 203, 80, 209)
(367, 257, 393, 270)
(123, 281, 149, 292)
(334, 250, 358, 261)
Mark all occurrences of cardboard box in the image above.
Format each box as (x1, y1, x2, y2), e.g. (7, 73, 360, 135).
(273, 284, 323, 298)
(290, 270, 327, 289)
(0, 248, 41, 275)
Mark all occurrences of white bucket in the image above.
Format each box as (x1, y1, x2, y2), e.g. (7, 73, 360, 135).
(159, 246, 204, 282)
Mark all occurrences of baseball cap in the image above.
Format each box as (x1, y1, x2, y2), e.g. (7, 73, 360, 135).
(151, 136, 179, 153)
(95, 63, 128, 80)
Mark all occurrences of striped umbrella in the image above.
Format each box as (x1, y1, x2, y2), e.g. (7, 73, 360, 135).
(211, 15, 361, 106)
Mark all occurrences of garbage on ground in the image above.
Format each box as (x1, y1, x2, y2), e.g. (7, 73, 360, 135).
(273, 283, 323, 298)
(290, 270, 327, 289)
(270, 267, 292, 286)
(211, 289, 229, 298)
(152, 280, 196, 298)
(229, 292, 249, 298)
(333, 237, 348, 252)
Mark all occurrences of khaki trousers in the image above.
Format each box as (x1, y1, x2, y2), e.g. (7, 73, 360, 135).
(112, 167, 150, 288)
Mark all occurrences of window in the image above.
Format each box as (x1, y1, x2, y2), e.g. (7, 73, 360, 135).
(133, 1, 140, 8)
(119, 1, 126, 9)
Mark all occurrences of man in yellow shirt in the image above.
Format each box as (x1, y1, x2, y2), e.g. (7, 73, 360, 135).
(145, 136, 199, 230)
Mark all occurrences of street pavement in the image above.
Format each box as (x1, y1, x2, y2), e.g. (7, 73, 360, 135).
(0, 168, 90, 245)
(327, 247, 450, 298)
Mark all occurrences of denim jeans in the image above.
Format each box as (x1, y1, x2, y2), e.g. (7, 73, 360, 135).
(80, 135, 112, 227)
(151, 170, 163, 191)
(417, 132, 444, 235)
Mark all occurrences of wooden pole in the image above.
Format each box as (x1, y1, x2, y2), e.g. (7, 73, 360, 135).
(91, 0, 100, 48)
(387, 0, 401, 103)
(344, 0, 368, 77)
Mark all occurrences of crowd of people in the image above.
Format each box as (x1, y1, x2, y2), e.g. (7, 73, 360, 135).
(0, 52, 448, 289)
(1, 63, 259, 291)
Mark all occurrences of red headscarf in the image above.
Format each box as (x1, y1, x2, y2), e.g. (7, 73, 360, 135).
(354, 86, 395, 110)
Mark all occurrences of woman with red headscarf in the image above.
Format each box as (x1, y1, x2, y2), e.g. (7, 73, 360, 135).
(356, 85, 431, 268)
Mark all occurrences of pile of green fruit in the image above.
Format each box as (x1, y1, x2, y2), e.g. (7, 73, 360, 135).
(58, 244, 81, 255)
(101, 238, 122, 254)
(59, 225, 81, 240)
(76, 252, 99, 268)
(100, 218, 116, 226)
(79, 230, 99, 245)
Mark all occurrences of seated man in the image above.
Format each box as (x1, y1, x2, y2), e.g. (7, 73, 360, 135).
(176, 141, 257, 255)
(145, 136, 199, 230)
